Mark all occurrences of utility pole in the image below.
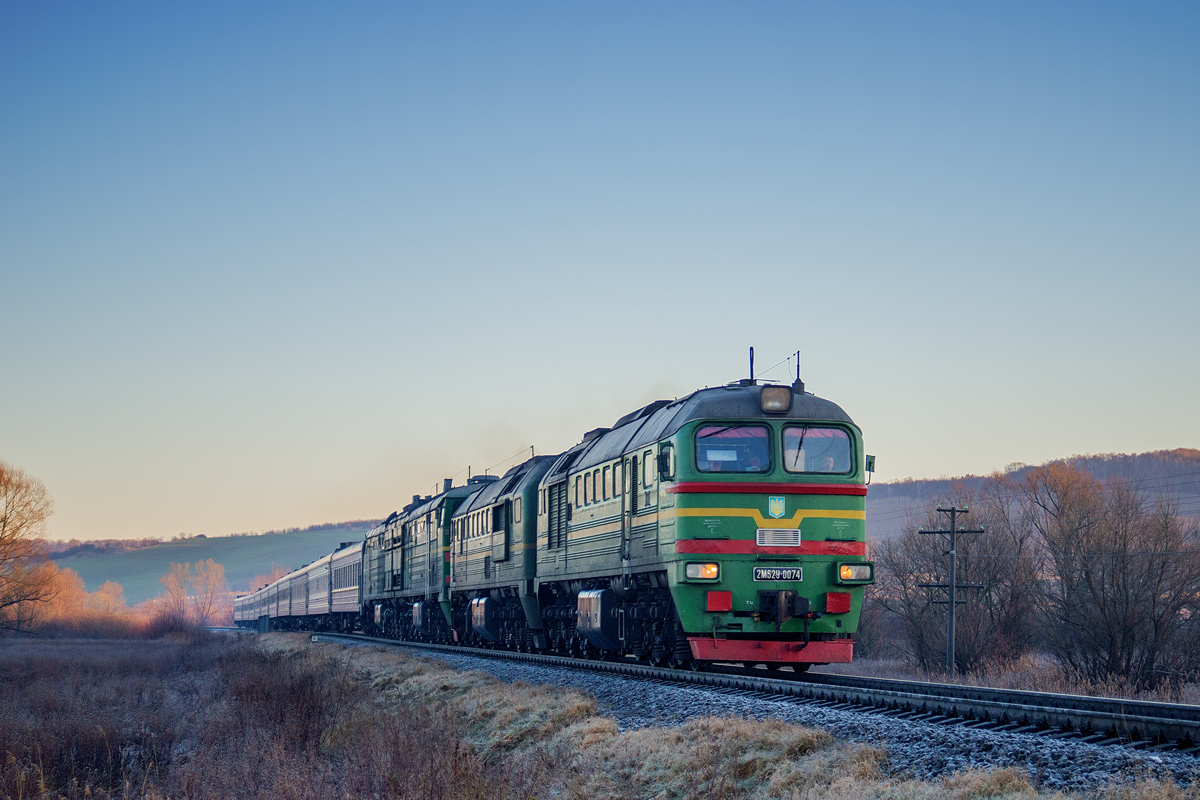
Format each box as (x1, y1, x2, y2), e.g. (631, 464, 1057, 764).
(918, 506, 984, 675)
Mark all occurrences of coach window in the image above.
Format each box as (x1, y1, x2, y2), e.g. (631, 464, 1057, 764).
(592, 470, 599, 502)
(583, 474, 590, 505)
(602, 466, 610, 500)
(575, 476, 581, 507)
(695, 424, 771, 473)
(614, 462, 622, 496)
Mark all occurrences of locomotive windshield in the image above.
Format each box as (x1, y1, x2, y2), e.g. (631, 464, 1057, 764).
(782, 425, 852, 474)
(695, 425, 770, 473)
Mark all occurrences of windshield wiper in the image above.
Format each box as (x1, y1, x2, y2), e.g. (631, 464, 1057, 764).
(791, 426, 808, 469)
(698, 425, 736, 440)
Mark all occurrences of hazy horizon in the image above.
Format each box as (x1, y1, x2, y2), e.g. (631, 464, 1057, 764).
(3, 3, 1197, 541)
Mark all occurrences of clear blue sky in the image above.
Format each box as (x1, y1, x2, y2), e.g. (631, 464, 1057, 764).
(2, 2, 1197, 540)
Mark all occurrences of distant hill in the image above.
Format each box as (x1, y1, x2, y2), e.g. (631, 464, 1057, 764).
(867, 448, 1200, 540)
(52, 520, 378, 605)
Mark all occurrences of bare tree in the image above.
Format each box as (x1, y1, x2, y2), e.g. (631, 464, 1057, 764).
(0, 461, 56, 633)
(872, 520, 945, 667)
(159, 562, 192, 622)
(871, 478, 1040, 671)
(189, 559, 230, 626)
(249, 564, 291, 592)
(1023, 463, 1200, 688)
(89, 581, 128, 616)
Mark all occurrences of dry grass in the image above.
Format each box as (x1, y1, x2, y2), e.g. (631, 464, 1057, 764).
(0, 633, 224, 800)
(0, 633, 535, 800)
(4, 633, 1197, 800)
(272, 635, 1200, 800)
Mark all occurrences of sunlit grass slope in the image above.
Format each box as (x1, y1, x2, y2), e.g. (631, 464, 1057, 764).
(53, 522, 375, 603)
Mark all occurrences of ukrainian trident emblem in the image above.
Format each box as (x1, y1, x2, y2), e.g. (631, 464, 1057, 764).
(768, 496, 786, 519)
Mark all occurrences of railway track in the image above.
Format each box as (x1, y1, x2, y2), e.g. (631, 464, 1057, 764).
(306, 632, 1200, 753)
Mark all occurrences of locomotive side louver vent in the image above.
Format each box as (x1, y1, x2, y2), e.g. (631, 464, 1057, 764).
(756, 529, 801, 547)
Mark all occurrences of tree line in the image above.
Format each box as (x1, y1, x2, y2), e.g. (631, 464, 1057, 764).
(864, 461, 1200, 689)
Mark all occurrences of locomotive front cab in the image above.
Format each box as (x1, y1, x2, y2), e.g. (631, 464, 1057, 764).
(665, 384, 874, 666)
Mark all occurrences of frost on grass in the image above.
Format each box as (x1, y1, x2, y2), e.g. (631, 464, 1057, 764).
(289, 634, 1200, 800)
(6, 633, 1191, 800)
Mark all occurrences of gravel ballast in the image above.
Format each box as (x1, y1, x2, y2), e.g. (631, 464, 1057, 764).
(390, 645, 1200, 792)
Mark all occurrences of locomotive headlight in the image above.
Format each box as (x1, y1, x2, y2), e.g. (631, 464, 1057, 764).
(686, 563, 720, 580)
(760, 385, 792, 413)
(837, 563, 874, 583)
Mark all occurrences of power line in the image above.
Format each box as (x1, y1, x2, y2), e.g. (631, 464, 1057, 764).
(899, 550, 1200, 560)
(756, 353, 794, 379)
(483, 445, 535, 475)
(869, 468, 1200, 500)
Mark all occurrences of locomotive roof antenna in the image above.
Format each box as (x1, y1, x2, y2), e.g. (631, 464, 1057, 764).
(792, 349, 805, 394)
(749, 346, 755, 382)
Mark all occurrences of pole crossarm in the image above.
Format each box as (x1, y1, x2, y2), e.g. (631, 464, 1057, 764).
(918, 529, 984, 535)
(917, 583, 985, 590)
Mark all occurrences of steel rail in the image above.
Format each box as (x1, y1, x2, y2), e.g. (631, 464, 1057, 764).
(305, 632, 1200, 753)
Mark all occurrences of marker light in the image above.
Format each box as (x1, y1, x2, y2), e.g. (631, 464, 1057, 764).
(839, 564, 873, 582)
(686, 563, 720, 580)
(760, 385, 792, 413)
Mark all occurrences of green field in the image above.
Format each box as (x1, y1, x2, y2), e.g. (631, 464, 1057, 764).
(53, 523, 376, 605)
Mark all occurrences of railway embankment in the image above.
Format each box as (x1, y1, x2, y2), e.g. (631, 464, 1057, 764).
(3, 631, 1198, 799)
(275, 633, 1200, 798)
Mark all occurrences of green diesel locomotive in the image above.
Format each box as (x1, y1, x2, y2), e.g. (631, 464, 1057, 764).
(357, 378, 874, 670)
